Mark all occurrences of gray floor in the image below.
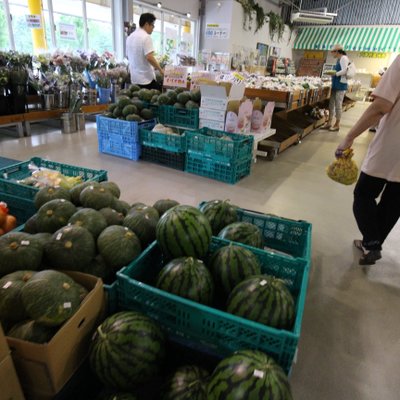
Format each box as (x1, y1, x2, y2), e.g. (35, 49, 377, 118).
(1, 104, 399, 399)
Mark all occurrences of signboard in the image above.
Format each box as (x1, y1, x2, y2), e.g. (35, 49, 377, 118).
(205, 23, 230, 40)
(59, 23, 77, 41)
(304, 51, 325, 60)
(163, 66, 188, 88)
(190, 71, 217, 91)
(360, 52, 387, 58)
(26, 14, 42, 29)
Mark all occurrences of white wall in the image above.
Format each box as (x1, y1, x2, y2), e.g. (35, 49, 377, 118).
(201, 0, 295, 60)
(138, 0, 200, 19)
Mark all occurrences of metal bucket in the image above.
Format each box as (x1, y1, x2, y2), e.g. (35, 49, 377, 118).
(75, 112, 86, 131)
(82, 88, 97, 105)
(61, 112, 77, 134)
(42, 93, 55, 110)
(57, 89, 69, 109)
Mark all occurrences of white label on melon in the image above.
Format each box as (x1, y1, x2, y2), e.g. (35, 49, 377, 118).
(21, 240, 30, 246)
(63, 302, 72, 309)
(253, 369, 264, 379)
(260, 280, 267, 286)
(56, 233, 63, 241)
(3, 281, 12, 289)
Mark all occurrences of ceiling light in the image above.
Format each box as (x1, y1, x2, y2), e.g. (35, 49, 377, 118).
(186, 12, 191, 18)
(157, 2, 162, 8)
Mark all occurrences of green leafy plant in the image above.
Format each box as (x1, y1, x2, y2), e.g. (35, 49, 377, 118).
(237, 0, 255, 31)
(267, 11, 285, 41)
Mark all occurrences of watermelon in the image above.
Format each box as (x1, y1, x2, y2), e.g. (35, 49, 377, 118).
(163, 365, 209, 400)
(45, 225, 96, 271)
(89, 311, 166, 389)
(20, 270, 83, 327)
(7, 320, 57, 343)
(209, 244, 261, 296)
(97, 226, 141, 271)
(0, 232, 43, 276)
(156, 257, 214, 305)
(36, 199, 77, 233)
(123, 212, 157, 248)
(34, 186, 71, 210)
(218, 222, 263, 249)
(226, 275, 295, 330)
(156, 205, 212, 259)
(207, 349, 293, 400)
(0, 271, 36, 321)
(199, 200, 238, 235)
(69, 208, 108, 239)
(153, 199, 180, 217)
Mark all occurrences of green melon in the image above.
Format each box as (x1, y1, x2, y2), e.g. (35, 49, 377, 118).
(108, 104, 117, 113)
(151, 95, 159, 104)
(131, 202, 146, 208)
(209, 244, 261, 297)
(103, 112, 115, 119)
(138, 89, 153, 102)
(24, 213, 38, 234)
(0, 232, 43, 276)
(227, 275, 295, 330)
(7, 320, 57, 343)
(117, 97, 132, 109)
(32, 232, 52, 247)
(20, 270, 82, 327)
(80, 185, 114, 210)
(97, 226, 141, 271)
(129, 84, 141, 94)
(45, 225, 96, 271)
(175, 87, 185, 94)
(113, 107, 123, 118)
(177, 92, 191, 105)
(158, 94, 170, 105)
(89, 311, 166, 389)
(122, 105, 137, 118)
(153, 199, 179, 217)
(218, 222, 263, 249)
(166, 90, 178, 104)
(99, 208, 125, 226)
(0, 270, 36, 321)
(112, 199, 131, 216)
(190, 89, 201, 103)
(118, 89, 131, 97)
(199, 200, 238, 235)
(185, 100, 199, 110)
(85, 255, 113, 283)
(34, 186, 72, 210)
(123, 212, 157, 248)
(156, 205, 212, 259)
(100, 182, 121, 199)
(126, 114, 142, 122)
(128, 204, 159, 220)
(207, 350, 293, 400)
(36, 199, 77, 233)
(140, 108, 154, 120)
(163, 365, 209, 400)
(70, 181, 101, 206)
(130, 99, 145, 112)
(69, 208, 108, 239)
(173, 102, 185, 109)
(156, 257, 214, 305)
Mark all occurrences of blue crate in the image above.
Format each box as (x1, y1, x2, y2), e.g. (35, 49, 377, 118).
(96, 115, 156, 160)
(185, 153, 252, 184)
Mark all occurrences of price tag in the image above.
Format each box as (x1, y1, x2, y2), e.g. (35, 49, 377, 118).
(21, 240, 30, 246)
(63, 302, 72, 309)
(260, 279, 267, 286)
(163, 66, 188, 88)
(56, 233, 63, 241)
(3, 281, 12, 289)
(253, 369, 265, 379)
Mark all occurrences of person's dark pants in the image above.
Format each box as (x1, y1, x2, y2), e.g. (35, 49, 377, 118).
(138, 80, 161, 91)
(353, 172, 400, 250)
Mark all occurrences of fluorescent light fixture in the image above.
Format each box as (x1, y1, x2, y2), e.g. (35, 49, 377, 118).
(291, 11, 337, 24)
(157, 2, 162, 8)
(186, 12, 191, 18)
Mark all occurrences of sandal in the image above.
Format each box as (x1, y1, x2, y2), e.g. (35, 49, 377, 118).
(359, 250, 382, 265)
(329, 126, 340, 132)
(320, 124, 332, 130)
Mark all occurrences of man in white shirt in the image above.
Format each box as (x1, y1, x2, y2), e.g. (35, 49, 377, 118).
(126, 13, 163, 90)
(336, 55, 400, 265)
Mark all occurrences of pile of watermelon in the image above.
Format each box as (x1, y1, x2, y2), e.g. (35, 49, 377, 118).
(150, 200, 296, 330)
(90, 311, 293, 399)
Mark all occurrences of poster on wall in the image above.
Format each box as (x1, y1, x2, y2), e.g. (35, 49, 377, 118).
(26, 14, 42, 29)
(59, 23, 77, 41)
(269, 46, 281, 58)
(205, 23, 230, 40)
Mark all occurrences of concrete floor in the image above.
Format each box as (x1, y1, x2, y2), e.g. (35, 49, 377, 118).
(1, 104, 399, 399)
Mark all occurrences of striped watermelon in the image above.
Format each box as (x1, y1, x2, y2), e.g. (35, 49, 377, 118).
(163, 365, 209, 400)
(226, 275, 295, 330)
(218, 222, 263, 249)
(89, 311, 166, 390)
(209, 244, 261, 296)
(156, 205, 212, 259)
(156, 257, 214, 305)
(207, 349, 293, 400)
(199, 200, 238, 235)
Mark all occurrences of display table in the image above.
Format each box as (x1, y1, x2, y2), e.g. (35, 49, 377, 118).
(244, 129, 276, 162)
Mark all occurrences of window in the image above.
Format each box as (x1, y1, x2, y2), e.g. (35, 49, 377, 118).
(52, 0, 84, 51)
(179, 19, 194, 56)
(86, 0, 112, 53)
(9, 1, 34, 53)
(0, 2, 10, 50)
(163, 13, 179, 63)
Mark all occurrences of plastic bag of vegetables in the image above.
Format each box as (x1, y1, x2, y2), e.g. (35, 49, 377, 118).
(327, 148, 358, 185)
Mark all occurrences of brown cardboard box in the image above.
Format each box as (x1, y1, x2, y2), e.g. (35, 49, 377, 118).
(0, 325, 25, 400)
(7, 272, 104, 399)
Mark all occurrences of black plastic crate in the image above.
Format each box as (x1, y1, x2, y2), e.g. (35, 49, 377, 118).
(141, 145, 186, 171)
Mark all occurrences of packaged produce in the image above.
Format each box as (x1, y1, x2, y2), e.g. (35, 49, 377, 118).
(327, 148, 358, 185)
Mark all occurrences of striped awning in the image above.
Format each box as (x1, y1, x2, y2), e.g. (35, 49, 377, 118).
(294, 26, 400, 53)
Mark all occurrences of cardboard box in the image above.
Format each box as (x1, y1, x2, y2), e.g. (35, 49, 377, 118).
(200, 84, 245, 111)
(7, 272, 104, 399)
(199, 107, 226, 122)
(199, 118, 225, 131)
(0, 325, 25, 400)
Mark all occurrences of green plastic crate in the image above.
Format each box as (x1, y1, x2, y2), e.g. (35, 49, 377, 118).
(0, 193, 36, 225)
(0, 157, 108, 200)
(199, 203, 312, 261)
(116, 237, 310, 373)
(158, 105, 199, 129)
(186, 153, 251, 184)
(186, 128, 254, 163)
(139, 127, 186, 152)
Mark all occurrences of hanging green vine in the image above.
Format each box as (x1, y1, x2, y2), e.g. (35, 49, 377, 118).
(237, 0, 255, 31)
(253, 3, 265, 33)
(266, 11, 285, 41)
